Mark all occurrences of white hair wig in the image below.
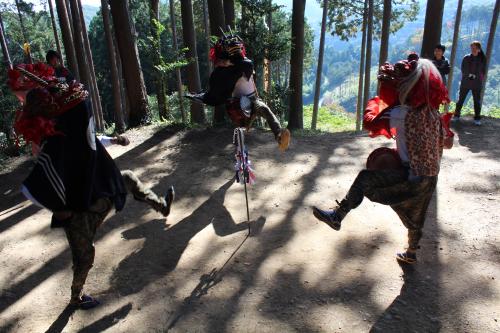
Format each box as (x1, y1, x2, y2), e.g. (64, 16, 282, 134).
(398, 58, 442, 106)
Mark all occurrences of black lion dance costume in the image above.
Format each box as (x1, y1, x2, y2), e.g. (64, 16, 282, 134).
(312, 56, 454, 264)
(186, 34, 291, 151)
(9, 63, 174, 309)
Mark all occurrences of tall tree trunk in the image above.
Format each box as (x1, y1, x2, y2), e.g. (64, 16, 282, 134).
(169, 0, 186, 123)
(54, 0, 79, 78)
(223, 0, 235, 29)
(420, 0, 445, 59)
(65, 0, 73, 28)
(101, 0, 125, 132)
(15, 0, 32, 63)
(362, 0, 374, 111)
(265, 0, 272, 95)
(48, 0, 63, 61)
(207, 0, 226, 124)
(66, 0, 86, 80)
(68, 0, 102, 130)
(180, 0, 206, 124)
(202, 0, 212, 78)
(446, 0, 463, 108)
(14, 0, 28, 43)
(207, 0, 225, 35)
(378, 0, 391, 68)
(355, 0, 368, 132)
(0, 12, 12, 70)
(311, 0, 328, 130)
(150, 0, 168, 119)
(110, 0, 151, 126)
(288, 0, 306, 130)
(480, 0, 499, 104)
(77, 0, 104, 130)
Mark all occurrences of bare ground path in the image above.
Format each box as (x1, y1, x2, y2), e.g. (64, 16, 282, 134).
(0, 118, 499, 333)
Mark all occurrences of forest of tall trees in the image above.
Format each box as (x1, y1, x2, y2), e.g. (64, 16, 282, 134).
(0, 0, 498, 154)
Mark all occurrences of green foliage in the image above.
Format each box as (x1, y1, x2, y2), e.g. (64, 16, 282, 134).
(325, 0, 419, 41)
(88, 0, 190, 125)
(0, 1, 56, 63)
(147, 90, 188, 123)
(262, 84, 290, 123)
(303, 104, 356, 132)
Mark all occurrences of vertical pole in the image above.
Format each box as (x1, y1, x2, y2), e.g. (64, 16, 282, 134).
(355, 0, 368, 132)
(0, 12, 12, 70)
(446, 0, 463, 111)
(48, 0, 63, 61)
(169, 0, 186, 123)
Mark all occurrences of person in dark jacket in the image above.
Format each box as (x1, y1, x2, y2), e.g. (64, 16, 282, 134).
(46, 50, 74, 83)
(186, 34, 290, 152)
(432, 44, 450, 85)
(453, 41, 487, 125)
(9, 64, 175, 309)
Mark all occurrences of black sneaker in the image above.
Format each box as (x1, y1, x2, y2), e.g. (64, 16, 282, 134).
(185, 93, 205, 104)
(396, 251, 417, 264)
(161, 186, 175, 217)
(312, 206, 342, 230)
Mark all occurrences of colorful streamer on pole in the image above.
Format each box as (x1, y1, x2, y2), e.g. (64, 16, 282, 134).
(233, 127, 252, 228)
(233, 128, 256, 185)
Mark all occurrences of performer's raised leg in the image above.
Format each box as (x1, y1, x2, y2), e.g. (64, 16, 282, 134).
(121, 170, 175, 217)
(252, 99, 290, 151)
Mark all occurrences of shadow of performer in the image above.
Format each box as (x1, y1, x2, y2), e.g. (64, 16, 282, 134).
(110, 179, 249, 296)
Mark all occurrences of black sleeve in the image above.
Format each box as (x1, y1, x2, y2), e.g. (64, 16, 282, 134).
(202, 67, 242, 106)
(461, 56, 469, 76)
(240, 58, 254, 80)
(442, 59, 450, 75)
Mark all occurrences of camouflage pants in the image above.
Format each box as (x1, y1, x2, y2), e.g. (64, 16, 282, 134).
(339, 169, 438, 250)
(64, 197, 112, 303)
(250, 99, 282, 139)
(64, 170, 167, 302)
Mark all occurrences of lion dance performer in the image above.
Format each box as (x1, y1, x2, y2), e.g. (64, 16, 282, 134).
(186, 33, 291, 151)
(9, 63, 175, 309)
(312, 55, 454, 264)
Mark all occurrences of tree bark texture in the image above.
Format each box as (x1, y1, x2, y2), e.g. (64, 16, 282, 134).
(207, 0, 225, 36)
(288, 0, 306, 130)
(378, 0, 391, 68)
(362, 0, 374, 111)
(54, 0, 79, 77)
(420, 0, 445, 59)
(76, 0, 104, 130)
(356, 0, 368, 132)
(311, 0, 328, 130)
(207, 0, 226, 124)
(180, 0, 206, 124)
(109, 0, 151, 126)
(480, 0, 499, 104)
(169, 0, 186, 123)
(48, 0, 63, 61)
(0, 12, 12, 70)
(223, 0, 235, 29)
(101, 0, 125, 132)
(446, 0, 463, 106)
(150, 0, 168, 119)
(67, 0, 101, 129)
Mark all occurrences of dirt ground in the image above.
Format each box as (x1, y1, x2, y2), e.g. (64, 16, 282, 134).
(0, 117, 499, 333)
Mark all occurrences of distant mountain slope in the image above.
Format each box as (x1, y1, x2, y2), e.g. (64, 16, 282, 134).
(82, 4, 99, 27)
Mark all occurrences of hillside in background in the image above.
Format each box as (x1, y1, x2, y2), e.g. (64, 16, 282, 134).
(301, 0, 499, 114)
(69, 1, 499, 115)
(82, 4, 98, 27)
